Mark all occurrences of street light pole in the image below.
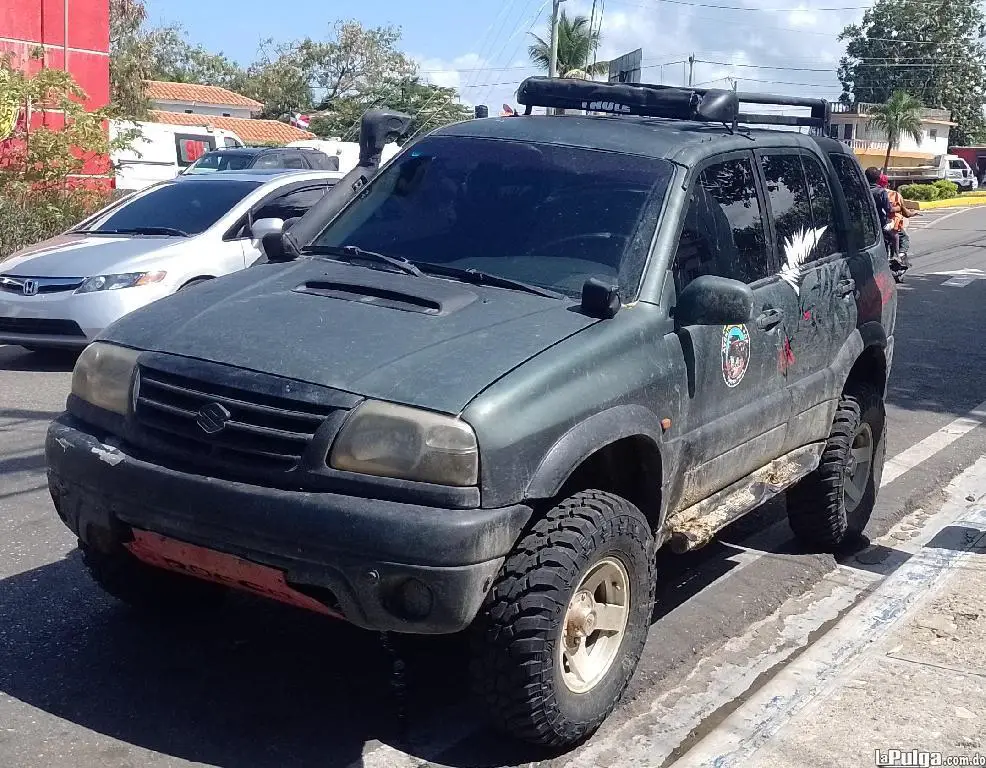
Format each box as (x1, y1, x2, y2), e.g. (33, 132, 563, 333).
(549, 0, 567, 79)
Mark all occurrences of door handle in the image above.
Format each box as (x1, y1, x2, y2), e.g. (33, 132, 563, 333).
(756, 308, 784, 331)
(837, 278, 856, 298)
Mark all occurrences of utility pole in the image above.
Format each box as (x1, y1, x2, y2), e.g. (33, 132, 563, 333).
(687, 54, 695, 87)
(549, 0, 567, 79)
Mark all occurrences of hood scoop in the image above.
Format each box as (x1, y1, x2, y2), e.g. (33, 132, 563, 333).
(294, 278, 478, 315)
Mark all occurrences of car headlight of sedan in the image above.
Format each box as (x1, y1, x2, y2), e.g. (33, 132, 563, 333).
(75, 271, 167, 294)
(71, 342, 141, 416)
(330, 400, 479, 487)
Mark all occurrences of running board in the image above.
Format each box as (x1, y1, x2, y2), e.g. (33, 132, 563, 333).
(666, 443, 825, 553)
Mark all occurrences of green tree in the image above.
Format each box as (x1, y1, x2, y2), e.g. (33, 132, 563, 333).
(838, 0, 986, 145)
(311, 76, 470, 140)
(867, 91, 925, 170)
(149, 26, 248, 91)
(0, 56, 128, 257)
(109, 0, 154, 117)
(528, 11, 607, 78)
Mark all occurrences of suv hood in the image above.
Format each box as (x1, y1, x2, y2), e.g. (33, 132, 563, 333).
(101, 260, 598, 413)
(1, 233, 186, 278)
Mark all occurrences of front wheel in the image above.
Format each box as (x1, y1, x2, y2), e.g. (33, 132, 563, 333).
(470, 490, 656, 747)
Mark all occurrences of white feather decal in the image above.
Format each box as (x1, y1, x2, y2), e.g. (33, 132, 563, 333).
(779, 226, 827, 295)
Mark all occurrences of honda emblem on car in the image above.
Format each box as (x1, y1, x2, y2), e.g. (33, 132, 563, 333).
(21, 279, 39, 296)
(196, 402, 231, 434)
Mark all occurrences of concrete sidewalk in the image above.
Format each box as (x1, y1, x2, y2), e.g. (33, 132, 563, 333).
(744, 544, 986, 767)
(675, 459, 986, 768)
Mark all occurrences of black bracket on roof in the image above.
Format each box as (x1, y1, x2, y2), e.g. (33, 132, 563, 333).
(516, 77, 829, 131)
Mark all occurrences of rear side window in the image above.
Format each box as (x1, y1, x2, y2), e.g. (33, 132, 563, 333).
(760, 153, 830, 270)
(175, 135, 214, 167)
(830, 154, 879, 248)
(310, 152, 340, 171)
(673, 156, 770, 289)
(800, 155, 840, 260)
(253, 153, 284, 169)
(282, 154, 307, 169)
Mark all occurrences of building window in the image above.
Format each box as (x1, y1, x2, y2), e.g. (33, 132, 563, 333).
(184, 109, 193, 114)
(222, 112, 231, 117)
(930, 129, 938, 140)
(828, 124, 839, 139)
(843, 124, 854, 141)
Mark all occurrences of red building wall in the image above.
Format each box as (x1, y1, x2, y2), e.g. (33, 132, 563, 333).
(1, 0, 110, 179)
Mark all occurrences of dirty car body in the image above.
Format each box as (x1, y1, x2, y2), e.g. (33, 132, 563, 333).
(46, 85, 897, 747)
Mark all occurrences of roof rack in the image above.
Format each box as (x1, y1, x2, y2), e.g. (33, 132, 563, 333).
(516, 77, 829, 130)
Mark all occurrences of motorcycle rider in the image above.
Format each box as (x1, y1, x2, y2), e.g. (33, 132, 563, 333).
(865, 166, 900, 260)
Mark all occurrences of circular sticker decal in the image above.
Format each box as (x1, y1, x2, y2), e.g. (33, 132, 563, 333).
(721, 324, 751, 388)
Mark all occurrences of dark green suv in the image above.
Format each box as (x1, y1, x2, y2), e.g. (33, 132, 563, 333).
(46, 79, 897, 748)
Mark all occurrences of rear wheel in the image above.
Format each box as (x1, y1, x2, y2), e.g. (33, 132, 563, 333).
(787, 383, 885, 550)
(470, 490, 656, 747)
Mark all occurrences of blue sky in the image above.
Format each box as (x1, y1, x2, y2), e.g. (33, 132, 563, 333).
(145, 0, 860, 113)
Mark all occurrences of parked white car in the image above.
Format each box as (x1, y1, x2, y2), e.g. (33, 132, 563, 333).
(0, 170, 342, 350)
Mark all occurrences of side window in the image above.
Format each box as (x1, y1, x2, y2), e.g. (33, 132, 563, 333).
(673, 157, 770, 291)
(830, 154, 879, 248)
(253, 185, 331, 222)
(224, 137, 239, 148)
(949, 159, 966, 170)
(800, 155, 840, 260)
(252, 153, 283, 169)
(175, 135, 214, 167)
(759, 154, 821, 271)
(282, 154, 307, 169)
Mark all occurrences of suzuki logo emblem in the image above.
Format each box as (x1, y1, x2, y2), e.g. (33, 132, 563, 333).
(21, 279, 39, 296)
(196, 402, 231, 434)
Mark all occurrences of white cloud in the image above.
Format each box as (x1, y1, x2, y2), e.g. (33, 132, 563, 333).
(427, 0, 868, 114)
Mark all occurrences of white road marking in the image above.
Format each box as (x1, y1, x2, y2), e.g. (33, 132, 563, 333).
(881, 399, 986, 486)
(942, 275, 977, 286)
(680, 459, 986, 768)
(910, 207, 974, 230)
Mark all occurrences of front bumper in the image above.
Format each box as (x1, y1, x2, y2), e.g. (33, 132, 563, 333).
(46, 416, 531, 634)
(0, 283, 171, 348)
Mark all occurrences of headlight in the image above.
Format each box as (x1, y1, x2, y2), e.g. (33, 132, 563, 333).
(75, 271, 167, 293)
(71, 342, 141, 415)
(330, 400, 478, 486)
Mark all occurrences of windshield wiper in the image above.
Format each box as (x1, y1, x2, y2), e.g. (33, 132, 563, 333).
(304, 245, 422, 276)
(414, 262, 564, 299)
(93, 226, 190, 237)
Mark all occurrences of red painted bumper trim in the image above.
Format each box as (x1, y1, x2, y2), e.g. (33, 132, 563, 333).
(125, 529, 342, 618)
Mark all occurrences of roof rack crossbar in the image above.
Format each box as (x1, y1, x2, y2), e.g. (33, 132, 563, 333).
(516, 77, 830, 130)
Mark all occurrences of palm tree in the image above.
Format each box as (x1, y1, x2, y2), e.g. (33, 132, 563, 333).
(867, 91, 925, 172)
(528, 11, 607, 80)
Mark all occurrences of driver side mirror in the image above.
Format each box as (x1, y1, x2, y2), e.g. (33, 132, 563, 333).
(674, 274, 754, 328)
(250, 217, 284, 240)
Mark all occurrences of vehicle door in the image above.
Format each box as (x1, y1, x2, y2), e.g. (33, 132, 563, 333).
(667, 151, 793, 507)
(226, 182, 336, 265)
(755, 150, 859, 451)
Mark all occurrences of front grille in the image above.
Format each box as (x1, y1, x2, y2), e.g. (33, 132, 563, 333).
(0, 317, 85, 336)
(0, 276, 85, 294)
(133, 366, 343, 473)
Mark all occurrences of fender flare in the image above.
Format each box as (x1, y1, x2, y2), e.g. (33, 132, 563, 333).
(525, 404, 665, 501)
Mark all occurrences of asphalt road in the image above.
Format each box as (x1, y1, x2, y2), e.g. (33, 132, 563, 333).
(2, 206, 986, 768)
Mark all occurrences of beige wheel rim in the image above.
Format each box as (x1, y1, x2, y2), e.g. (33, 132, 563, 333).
(559, 556, 631, 694)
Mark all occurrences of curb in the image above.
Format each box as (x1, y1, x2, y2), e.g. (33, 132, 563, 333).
(904, 196, 986, 210)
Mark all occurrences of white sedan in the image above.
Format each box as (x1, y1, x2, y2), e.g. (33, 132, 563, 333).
(0, 169, 341, 350)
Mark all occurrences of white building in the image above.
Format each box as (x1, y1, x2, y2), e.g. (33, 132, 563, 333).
(145, 80, 262, 119)
(827, 102, 955, 168)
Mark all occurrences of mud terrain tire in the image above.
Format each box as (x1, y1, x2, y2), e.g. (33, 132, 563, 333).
(470, 490, 656, 747)
(787, 383, 886, 551)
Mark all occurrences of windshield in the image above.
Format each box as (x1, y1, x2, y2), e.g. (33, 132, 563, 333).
(185, 151, 257, 174)
(81, 180, 262, 236)
(312, 136, 674, 297)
